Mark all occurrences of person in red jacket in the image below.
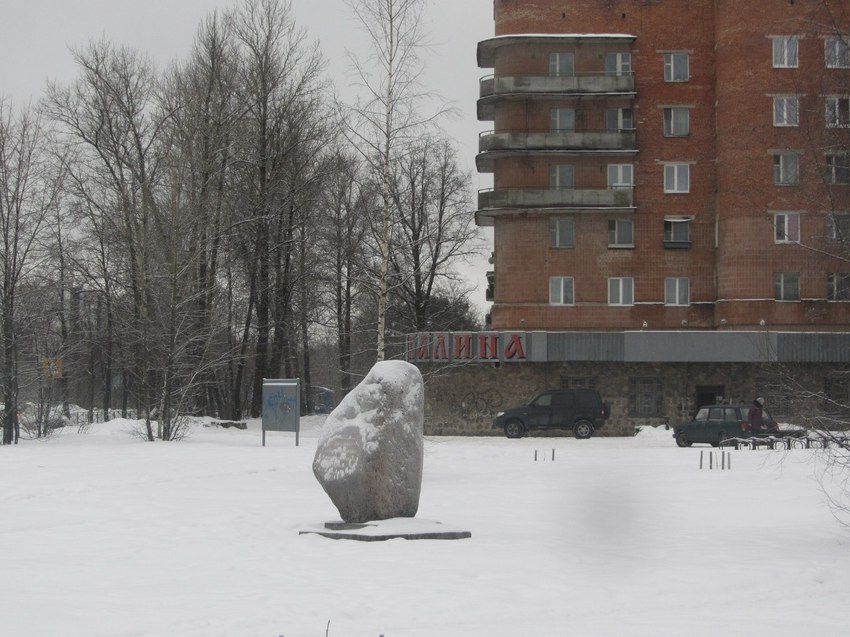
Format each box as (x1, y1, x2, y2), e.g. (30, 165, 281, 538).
(748, 397, 765, 433)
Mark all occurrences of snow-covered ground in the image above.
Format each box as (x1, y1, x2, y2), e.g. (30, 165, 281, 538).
(1, 417, 847, 636)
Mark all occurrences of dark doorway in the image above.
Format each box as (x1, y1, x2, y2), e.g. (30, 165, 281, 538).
(695, 385, 725, 410)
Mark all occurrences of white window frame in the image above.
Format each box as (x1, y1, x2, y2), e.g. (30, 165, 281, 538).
(826, 36, 850, 69)
(772, 36, 799, 68)
(827, 213, 850, 241)
(827, 154, 850, 185)
(550, 107, 576, 131)
(549, 52, 575, 76)
(549, 164, 575, 189)
(774, 272, 800, 301)
(608, 277, 634, 306)
(664, 277, 690, 306)
(664, 163, 690, 193)
(607, 164, 634, 189)
(549, 218, 575, 249)
(549, 276, 575, 306)
(606, 108, 634, 131)
(605, 52, 632, 76)
(773, 95, 799, 127)
(608, 219, 634, 247)
(774, 212, 801, 243)
(664, 218, 691, 243)
(773, 152, 800, 185)
(663, 107, 690, 137)
(664, 52, 690, 82)
(828, 273, 850, 301)
(826, 95, 850, 128)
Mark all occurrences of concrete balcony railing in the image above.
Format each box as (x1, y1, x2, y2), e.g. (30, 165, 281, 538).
(479, 129, 636, 153)
(480, 73, 635, 98)
(478, 187, 634, 211)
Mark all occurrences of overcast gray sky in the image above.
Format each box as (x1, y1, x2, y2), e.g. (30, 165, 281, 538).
(0, 0, 494, 313)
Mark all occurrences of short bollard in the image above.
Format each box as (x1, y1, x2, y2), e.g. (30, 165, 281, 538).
(700, 450, 731, 470)
(534, 449, 556, 462)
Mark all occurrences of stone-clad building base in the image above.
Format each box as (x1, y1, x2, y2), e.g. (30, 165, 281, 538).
(419, 361, 844, 437)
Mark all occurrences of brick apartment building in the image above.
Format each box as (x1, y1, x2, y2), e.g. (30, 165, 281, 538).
(411, 0, 850, 435)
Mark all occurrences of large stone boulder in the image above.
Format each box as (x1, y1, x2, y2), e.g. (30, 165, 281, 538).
(312, 361, 424, 523)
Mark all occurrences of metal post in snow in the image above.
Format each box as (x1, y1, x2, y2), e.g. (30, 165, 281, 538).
(700, 450, 704, 470)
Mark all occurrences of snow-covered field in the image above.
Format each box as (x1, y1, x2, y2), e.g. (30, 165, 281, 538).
(1, 417, 848, 637)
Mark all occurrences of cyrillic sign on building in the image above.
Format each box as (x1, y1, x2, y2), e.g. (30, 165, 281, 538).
(406, 332, 528, 363)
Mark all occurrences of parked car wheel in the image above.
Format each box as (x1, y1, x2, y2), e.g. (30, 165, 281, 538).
(504, 419, 524, 439)
(718, 430, 729, 446)
(574, 420, 594, 439)
(676, 431, 692, 447)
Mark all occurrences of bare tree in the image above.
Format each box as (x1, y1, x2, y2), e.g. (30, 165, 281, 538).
(45, 40, 172, 440)
(161, 10, 245, 421)
(742, 2, 850, 521)
(342, 0, 445, 361)
(231, 0, 325, 417)
(387, 134, 480, 333)
(317, 150, 374, 393)
(0, 100, 61, 444)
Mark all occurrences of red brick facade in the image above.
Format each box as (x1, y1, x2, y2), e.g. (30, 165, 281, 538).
(479, 0, 850, 332)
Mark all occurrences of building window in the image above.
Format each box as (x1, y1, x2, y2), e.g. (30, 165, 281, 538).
(607, 164, 633, 188)
(827, 213, 850, 241)
(773, 153, 799, 185)
(665, 277, 690, 306)
(773, 96, 799, 127)
(549, 218, 575, 248)
(825, 36, 850, 68)
(550, 107, 575, 131)
(606, 108, 634, 131)
(549, 276, 575, 305)
(549, 52, 575, 76)
(663, 107, 690, 137)
(561, 376, 595, 390)
(774, 212, 801, 243)
(608, 277, 634, 306)
(756, 377, 794, 416)
(826, 96, 850, 127)
(824, 376, 850, 416)
(828, 273, 850, 301)
(630, 377, 663, 417)
(664, 163, 690, 193)
(549, 164, 575, 189)
(827, 154, 850, 184)
(664, 52, 689, 82)
(772, 36, 799, 68)
(608, 219, 634, 247)
(605, 52, 632, 75)
(774, 272, 800, 301)
(825, 375, 850, 403)
(664, 218, 691, 247)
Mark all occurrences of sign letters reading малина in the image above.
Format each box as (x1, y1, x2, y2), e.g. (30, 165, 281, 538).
(405, 332, 528, 363)
(262, 379, 300, 446)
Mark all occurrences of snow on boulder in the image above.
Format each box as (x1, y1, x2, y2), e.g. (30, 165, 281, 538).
(312, 360, 424, 524)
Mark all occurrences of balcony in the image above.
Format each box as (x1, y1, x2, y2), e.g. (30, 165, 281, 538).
(476, 187, 634, 225)
(477, 129, 636, 172)
(478, 73, 635, 119)
(477, 35, 637, 68)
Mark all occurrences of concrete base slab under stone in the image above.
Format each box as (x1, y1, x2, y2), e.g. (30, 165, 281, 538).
(299, 518, 471, 542)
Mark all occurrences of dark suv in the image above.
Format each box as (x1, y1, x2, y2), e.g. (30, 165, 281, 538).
(672, 404, 777, 447)
(493, 389, 609, 439)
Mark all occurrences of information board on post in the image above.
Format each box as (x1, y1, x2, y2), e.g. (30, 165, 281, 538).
(261, 379, 300, 446)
